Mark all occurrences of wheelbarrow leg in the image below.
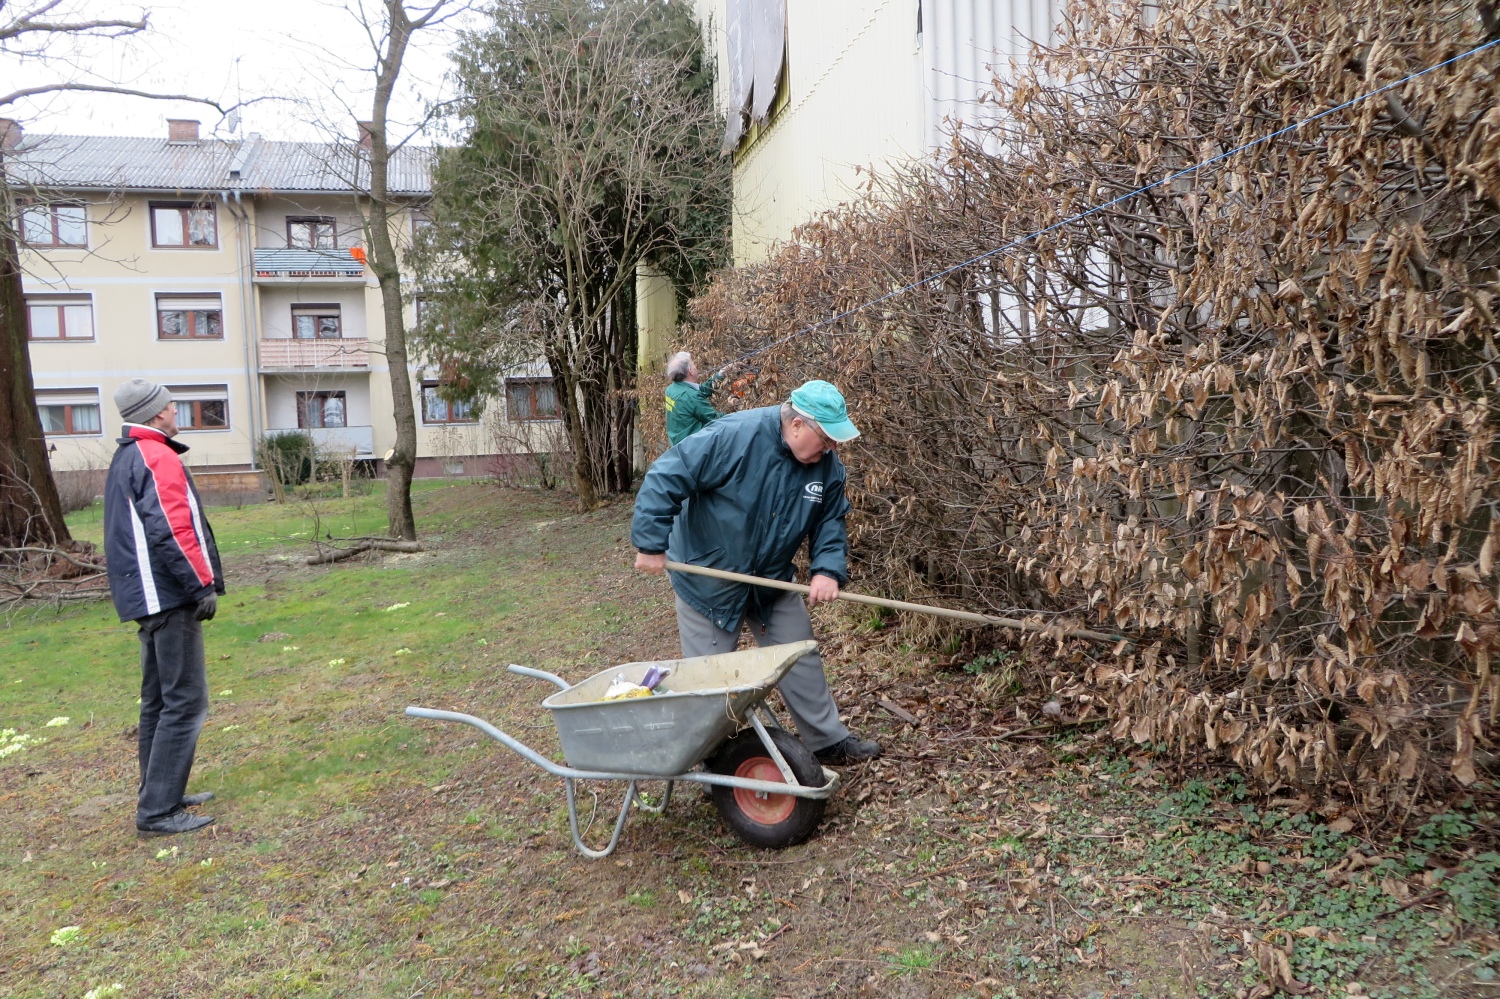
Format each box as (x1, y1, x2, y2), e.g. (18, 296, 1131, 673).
(749, 712, 799, 785)
(633, 781, 674, 814)
(565, 778, 637, 859)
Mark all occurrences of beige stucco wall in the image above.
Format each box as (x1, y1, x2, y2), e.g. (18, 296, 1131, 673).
(696, 0, 927, 266)
(22, 193, 259, 472)
(24, 189, 519, 480)
(636, 261, 679, 379)
(251, 195, 367, 250)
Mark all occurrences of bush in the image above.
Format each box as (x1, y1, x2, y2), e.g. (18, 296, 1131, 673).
(257, 432, 315, 492)
(53, 467, 105, 514)
(681, 0, 1500, 812)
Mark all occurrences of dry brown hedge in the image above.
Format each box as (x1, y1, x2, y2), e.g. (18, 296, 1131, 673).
(669, 0, 1500, 815)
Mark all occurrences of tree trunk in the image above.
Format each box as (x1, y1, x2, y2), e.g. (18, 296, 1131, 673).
(0, 219, 71, 548)
(555, 283, 638, 505)
(547, 337, 600, 509)
(366, 0, 420, 541)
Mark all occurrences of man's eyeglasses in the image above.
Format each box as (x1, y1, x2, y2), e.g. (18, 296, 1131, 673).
(805, 419, 837, 450)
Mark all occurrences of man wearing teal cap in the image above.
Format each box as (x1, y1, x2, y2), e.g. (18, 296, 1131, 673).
(632, 379, 880, 764)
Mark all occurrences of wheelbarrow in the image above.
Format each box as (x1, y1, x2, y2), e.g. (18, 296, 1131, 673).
(404, 640, 840, 858)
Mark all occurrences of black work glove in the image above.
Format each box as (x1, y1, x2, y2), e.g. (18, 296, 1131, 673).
(194, 593, 218, 622)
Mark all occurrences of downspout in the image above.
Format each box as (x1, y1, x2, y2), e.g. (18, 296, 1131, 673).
(223, 191, 263, 469)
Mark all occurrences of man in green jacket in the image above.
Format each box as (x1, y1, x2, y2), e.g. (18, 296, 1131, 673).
(663, 351, 722, 446)
(632, 379, 881, 764)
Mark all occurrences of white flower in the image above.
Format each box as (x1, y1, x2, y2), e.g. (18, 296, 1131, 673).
(222, 725, 241, 732)
(385, 602, 410, 612)
(45, 716, 70, 727)
(217, 690, 233, 697)
(50, 925, 82, 946)
(82, 984, 124, 999)
(154, 846, 178, 860)
(281, 646, 300, 652)
(0, 729, 45, 759)
(393, 648, 412, 656)
(328, 658, 347, 667)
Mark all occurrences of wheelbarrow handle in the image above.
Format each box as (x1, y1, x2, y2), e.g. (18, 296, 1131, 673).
(508, 663, 570, 690)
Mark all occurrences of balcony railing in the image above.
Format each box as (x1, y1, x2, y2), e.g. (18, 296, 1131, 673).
(264, 425, 375, 457)
(259, 338, 369, 370)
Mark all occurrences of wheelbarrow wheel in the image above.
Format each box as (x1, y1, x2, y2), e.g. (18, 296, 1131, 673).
(707, 729, 827, 848)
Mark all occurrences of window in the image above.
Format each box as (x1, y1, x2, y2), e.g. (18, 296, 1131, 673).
(157, 295, 223, 339)
(413, 296, 446, 334)
(166, 384, 229, 431)
(287, 216, 337, 249)
(20, 202, 87, 247)
(35, 389, 101, 436)
(506, 378, 558, 421)
(26, 296, 94, 340)
(151, 201, 217, 248)
(422, 382, 476, 424)
(410, 209, 432, 235)
(292, 305, 342, 339)
(297, 391, 346, 429)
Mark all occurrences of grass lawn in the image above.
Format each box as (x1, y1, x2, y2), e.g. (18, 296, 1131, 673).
(2, 482, 1495, 998)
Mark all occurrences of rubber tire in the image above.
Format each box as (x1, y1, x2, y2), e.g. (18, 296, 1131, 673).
(707, 728, 828, 849)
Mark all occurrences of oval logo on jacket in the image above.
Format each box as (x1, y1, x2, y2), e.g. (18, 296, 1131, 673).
(803, 481, 824, 503)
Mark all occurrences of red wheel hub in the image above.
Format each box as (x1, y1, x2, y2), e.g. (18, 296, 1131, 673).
(732, 756, 795, 825)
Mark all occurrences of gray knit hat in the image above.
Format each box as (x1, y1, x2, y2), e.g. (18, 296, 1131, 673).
(114, 378, 173, 424)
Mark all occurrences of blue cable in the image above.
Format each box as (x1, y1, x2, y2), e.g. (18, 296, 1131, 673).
(716, 34, 1500, 372)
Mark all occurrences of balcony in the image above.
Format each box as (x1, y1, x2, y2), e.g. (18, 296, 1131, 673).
(253, 247, 366, 285)
(265, 425, 375, 457)
(259, 338, 369, 371)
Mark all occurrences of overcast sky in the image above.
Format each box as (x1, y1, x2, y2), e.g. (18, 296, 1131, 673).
(0, 1, 477, 144)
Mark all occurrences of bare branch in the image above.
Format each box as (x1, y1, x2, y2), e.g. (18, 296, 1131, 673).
(0, 82, 225, 112)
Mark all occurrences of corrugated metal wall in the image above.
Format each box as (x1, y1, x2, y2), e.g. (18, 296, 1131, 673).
(922, 0, 1060, 150)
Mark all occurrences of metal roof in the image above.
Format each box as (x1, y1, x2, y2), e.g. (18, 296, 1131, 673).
(7, 132, 432, 195)
(253, 247, 366, 276)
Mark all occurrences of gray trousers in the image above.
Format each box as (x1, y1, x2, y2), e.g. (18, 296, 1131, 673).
(675, 593, 850, 753)
(136, 605, 209, 825)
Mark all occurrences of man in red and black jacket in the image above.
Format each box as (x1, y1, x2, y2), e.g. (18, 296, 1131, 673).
(103, 378, 225, 837)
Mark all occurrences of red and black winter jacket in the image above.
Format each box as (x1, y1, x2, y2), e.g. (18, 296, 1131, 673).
(103, 425, 225, 622)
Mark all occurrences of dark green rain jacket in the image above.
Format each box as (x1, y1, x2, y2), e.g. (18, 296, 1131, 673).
(664, 377, 722, 445)
(632, 405, 851, 631)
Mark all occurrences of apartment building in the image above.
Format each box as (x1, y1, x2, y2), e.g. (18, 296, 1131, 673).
(695, 0, 1059, 264)
(10, 118, 556, 497)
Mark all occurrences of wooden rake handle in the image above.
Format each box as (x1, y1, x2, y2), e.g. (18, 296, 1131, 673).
(662, 561, 1126, 646)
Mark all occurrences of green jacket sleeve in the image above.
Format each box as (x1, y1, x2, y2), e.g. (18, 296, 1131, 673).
(630, 429, 733, 554)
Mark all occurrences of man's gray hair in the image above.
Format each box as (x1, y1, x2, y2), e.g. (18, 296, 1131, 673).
(666, 351, 693, 383)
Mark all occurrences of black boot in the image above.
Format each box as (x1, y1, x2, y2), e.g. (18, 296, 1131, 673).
(815, 735, 881, 764)
(137, 811, 215, 837)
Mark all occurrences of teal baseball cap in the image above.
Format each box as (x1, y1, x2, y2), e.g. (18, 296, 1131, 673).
(789, 380, 860, 442)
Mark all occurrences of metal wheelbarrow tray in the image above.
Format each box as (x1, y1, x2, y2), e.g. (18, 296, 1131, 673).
(405, 640, 841, 858)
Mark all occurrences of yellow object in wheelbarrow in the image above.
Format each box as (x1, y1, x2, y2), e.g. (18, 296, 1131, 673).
(602, 681, 652, 700)
(600, 663, 671, 700)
